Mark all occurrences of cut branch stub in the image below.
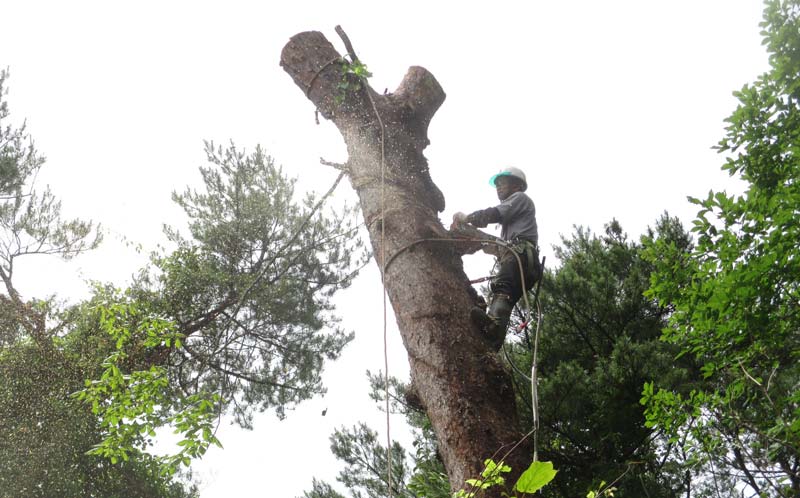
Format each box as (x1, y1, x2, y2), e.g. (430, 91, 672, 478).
(280, 31, 347, 122)
(394, 66, 446, 131)
(280, 31, 446, 214)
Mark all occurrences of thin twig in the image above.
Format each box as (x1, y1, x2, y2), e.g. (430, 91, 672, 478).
(334, 25, 359, 62)
(320, 157, 348, 170)
(738, 359, 762, 386)
(766, 363, 778, 392)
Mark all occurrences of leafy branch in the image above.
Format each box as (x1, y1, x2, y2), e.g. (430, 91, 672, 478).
(73, 294, 223, 476)
(454, 458, 557, 498)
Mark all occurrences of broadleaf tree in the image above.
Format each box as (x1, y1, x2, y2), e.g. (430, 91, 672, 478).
(0, 70, 197, 497)
(525, 219, 734, 497)
(641, 1, 800, 496)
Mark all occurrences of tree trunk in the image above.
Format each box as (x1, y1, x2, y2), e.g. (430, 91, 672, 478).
(281, 30, 531, 494)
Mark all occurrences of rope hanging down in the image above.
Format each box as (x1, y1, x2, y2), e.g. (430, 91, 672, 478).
(333, 25, 544, 492)
(334, 24, 394, 498)
(373, 70, 393, 498)
(384, 237, 546, 460)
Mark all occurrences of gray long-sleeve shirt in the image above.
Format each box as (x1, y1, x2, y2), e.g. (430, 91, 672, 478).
(496, 191, 538, 245)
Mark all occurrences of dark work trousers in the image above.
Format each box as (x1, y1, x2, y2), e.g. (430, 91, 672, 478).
(491, 245, 541, 306)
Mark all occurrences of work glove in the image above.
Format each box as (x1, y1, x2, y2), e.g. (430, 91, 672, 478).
(450, 212, 468, 230)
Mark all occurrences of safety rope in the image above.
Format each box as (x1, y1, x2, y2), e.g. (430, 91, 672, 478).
(501, 271, 545, 461)
(384, 236, 545, 460)
(529, 260, 545, 462)
(304, 56, 343, 97)
(362, 74, 393, 498)
(333, 23, 394, 495)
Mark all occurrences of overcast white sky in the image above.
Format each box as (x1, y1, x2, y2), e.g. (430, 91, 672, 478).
(2, 1, 769, 496)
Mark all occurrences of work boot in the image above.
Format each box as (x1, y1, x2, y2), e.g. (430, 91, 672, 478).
(470, 294, 513, 351)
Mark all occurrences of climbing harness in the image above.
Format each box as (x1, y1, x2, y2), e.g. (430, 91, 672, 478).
(384, 236, 546, 461)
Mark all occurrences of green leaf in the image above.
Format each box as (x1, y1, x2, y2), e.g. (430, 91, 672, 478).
(514, 460, 557, 494)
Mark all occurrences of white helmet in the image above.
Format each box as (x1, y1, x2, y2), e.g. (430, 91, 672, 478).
(489, 167, 527, 191)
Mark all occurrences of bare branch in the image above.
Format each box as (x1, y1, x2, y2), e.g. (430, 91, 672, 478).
(320, 157, 348, 170)
(334, 25, 359, 63)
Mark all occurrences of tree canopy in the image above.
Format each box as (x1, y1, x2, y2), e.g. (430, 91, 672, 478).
(527, 219, 695, 497)
(302, 217, 703, 498)
(4, 1, 800, 495)
(642, 1, 800, 496)
(0, 69, 196, 497)
(0, 67, 366, 494)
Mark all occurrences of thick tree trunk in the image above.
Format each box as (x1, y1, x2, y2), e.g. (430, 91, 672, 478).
(281, 31, 531, 494)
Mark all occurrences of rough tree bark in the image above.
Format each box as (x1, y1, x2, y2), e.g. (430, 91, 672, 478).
(281, 30, 532, 494)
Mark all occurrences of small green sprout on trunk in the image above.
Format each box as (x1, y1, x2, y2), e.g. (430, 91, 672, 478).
(335, 56, 373, 106)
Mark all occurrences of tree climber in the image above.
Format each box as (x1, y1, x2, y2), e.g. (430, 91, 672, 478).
(451, 167, 541, 350)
